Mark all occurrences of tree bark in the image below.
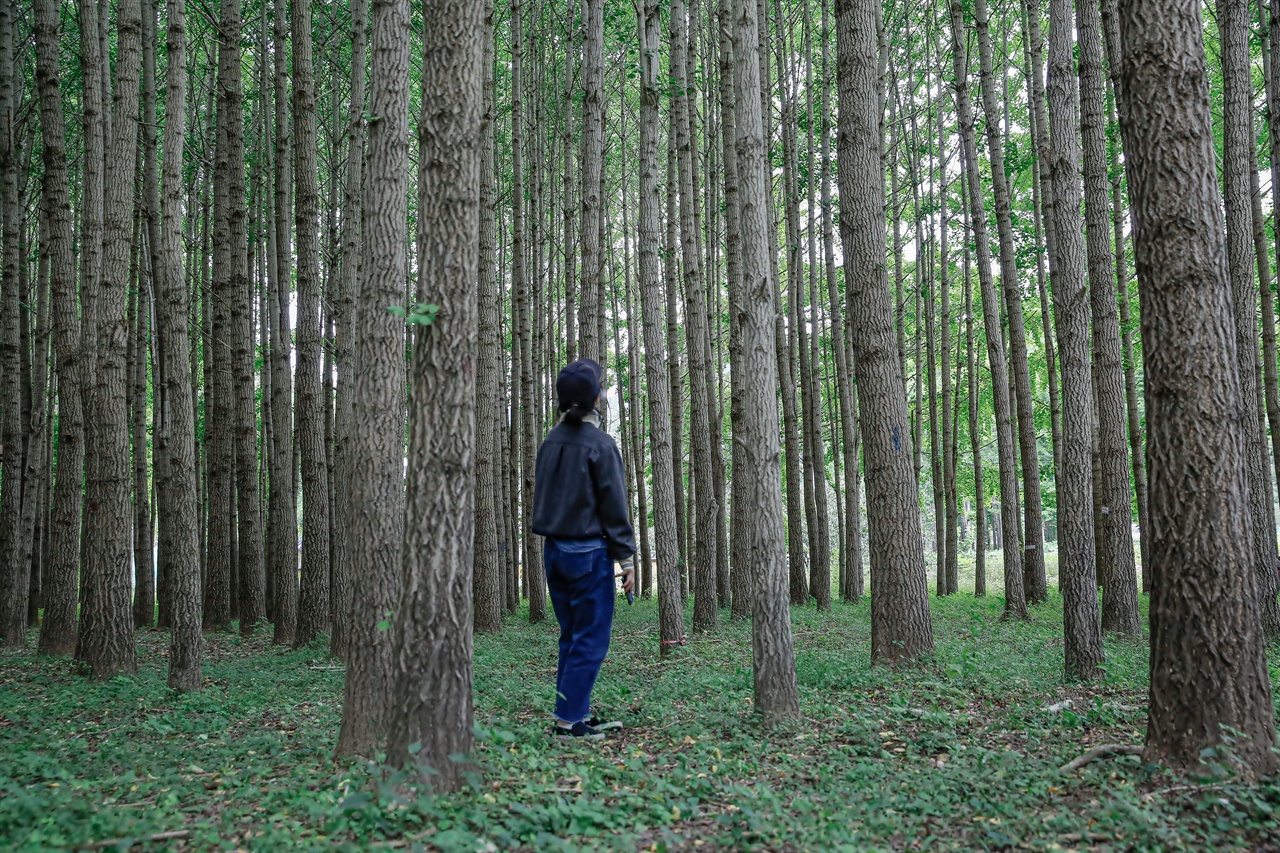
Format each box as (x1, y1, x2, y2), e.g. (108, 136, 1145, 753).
(1219, 0, 1280, 638)
(80, 0, 143, 676)
(154, 0, 202, 691)
(1117, 0, 1278, 774)
(734, 0, 800, 721)
(1077, 0, 1140, 634)
(330, 0, 370, 661)
(1046, 0, 1104, 679)
(386, 0, 483, 789)
(578, 0, 604, 363)
(34, 0, 83, 656)
(473, 0, 503, 635)
(672, 0, 719, 631)
(292, 0, 332, 646)
(837, 0, 935, 663)
(947, 0, 1026, 619)
(0, 0, 25, 649)
(638, 0, 686, 652)
(269, 0, 298, 646)
(336, 0, 411, 757)
(972, 0, 1046, 604)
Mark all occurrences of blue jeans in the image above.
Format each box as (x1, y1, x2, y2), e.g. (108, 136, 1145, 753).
(544, 538, 615, 724)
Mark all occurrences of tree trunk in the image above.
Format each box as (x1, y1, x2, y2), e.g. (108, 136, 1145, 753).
(473, 1, 503, 635)
(0, 0, 25, 648)
(734, 0, 799, 721)
(947, 0, 1026, 619)
(672, 0, 718, 631)
(1117, 0, 1278, 774)
(1221, 0, 1280, 638)
(821, 0, 862, 604)
(972, 0, 1046, 604)
(292, 0, 332, 646)
(154, 0, 202, 691)
(335, 0, 411, 757)
(837, 0, 935, 663)
(638, 0, 686, 652)
(80, 0, 143, 676)
(665, 122, 687, 587)
(131, 234, 154, 629)
(220, 0, 263, 637)
(329, 0, 370, 661)
(1047, 0, 1104, 679)
(386, 0, 482, 789)
(1077, 0, 1139, 634)
(577, 0, 604, 363)
(269, 0, 298, 646)
(34, 0, 83, 656)
(963, 173, 986, 597)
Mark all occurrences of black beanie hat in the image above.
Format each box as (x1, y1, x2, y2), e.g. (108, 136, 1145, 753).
(556, 358, 602, 413)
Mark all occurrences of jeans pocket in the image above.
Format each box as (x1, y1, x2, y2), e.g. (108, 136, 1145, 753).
(552, 546, 602, 582)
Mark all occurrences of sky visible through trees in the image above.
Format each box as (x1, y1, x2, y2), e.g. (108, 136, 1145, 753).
(1, 0, 1279, 845)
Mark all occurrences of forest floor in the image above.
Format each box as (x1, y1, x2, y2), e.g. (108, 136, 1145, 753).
(3, 572, 1280, 852)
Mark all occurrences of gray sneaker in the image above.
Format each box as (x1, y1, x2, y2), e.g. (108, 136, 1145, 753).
(586, 715, 623, 732)
(552, 721, 606, 741)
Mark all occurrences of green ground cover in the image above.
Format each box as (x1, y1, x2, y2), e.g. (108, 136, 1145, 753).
(2, 591, 1279, 852)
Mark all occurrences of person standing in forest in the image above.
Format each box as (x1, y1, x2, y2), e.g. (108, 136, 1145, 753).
(532, 358, 636, 740)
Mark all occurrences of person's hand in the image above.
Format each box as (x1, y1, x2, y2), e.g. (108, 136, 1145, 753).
(616, 559, 636, 595)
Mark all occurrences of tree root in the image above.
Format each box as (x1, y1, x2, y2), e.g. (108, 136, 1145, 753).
(1059, 743, 1144, 772)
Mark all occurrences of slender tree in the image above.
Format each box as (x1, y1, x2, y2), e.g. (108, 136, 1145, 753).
(735, 0, 800, 720)
(1047, 0, 1104, 679)
(292, 0, 333, 646)
(947, 0, 1026, 620)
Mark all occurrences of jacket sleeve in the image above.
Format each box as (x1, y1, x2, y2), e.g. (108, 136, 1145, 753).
(591, 439, 636, 562)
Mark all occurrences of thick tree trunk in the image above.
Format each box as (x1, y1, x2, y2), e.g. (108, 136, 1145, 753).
(80, 0, 143, 676)
(335, 0, 411, 757)
(1117, 0, 1278, 774)
(947, 0, 1026, 619)
(734, 0, 800, 721)
(34, 0, 83, 656)
(292, 0, 332, 646)
(1047, 0, 1104, 679)
(837, 0, 935, 663)
(962, 175, 986, 598)
(386, 0, 482, 788)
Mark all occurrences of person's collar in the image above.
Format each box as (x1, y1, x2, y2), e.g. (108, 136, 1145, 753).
(561, 410, 601, 428)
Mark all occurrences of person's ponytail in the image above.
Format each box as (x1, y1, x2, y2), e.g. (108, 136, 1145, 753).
(562, 404, 590, 425)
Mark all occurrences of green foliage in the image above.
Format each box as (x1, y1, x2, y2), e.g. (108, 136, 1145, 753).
(388, 303, 441, 326)
(3, 599, 1279, 850)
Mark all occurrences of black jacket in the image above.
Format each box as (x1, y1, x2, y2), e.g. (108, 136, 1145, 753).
(531, 420, 636, 561)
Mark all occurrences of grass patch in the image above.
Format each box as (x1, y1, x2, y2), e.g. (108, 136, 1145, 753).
(2, 593, 1278, 851)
